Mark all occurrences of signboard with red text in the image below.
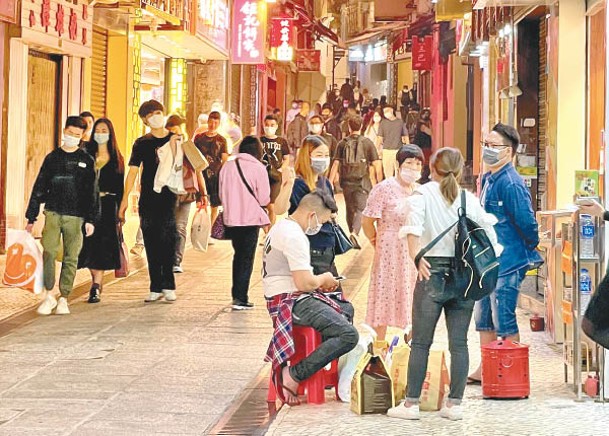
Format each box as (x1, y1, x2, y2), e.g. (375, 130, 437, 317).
(412, 36, 432, 71)
(231, 0, 266, 65)
(270, 18, 295, 62)
(296, 50, 321, 72)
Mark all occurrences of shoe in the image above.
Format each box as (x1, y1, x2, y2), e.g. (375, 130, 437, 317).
(173, 265, 183, 273)
(37, 293, 57, 316)
(130, 244, 144, 256)
(387, 402, 420, 420)
(349, 234, 362, 250)
(145, 292, 164, 303)
(232, 300, 254, 310)
(55, 297, 70, 315)
(162, 289, 177, 302)
(87, 285, 101, 304)
(439, 403, 463, 421)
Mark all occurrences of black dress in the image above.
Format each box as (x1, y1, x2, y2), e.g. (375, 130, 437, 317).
(78, 158, 124, 270)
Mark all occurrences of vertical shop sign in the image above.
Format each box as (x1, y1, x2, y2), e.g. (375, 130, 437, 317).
(231, 0, 266, 64)
(412, 36, 433, 71)
(196, 0, 229, 52)
(0, 0, 18, 24)
(270, 18, 295, 62)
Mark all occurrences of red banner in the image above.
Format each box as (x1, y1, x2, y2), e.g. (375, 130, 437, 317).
(270, 17, 295, 61)
(231, 0, 266, 65)
(296, 50, 321, 72)
(412, 35, 433, 71)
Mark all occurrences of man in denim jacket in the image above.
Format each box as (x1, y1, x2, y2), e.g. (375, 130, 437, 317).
(469, 123, 543, 383)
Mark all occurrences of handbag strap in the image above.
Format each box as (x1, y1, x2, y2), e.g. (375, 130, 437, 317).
(235, 159, 264, 209)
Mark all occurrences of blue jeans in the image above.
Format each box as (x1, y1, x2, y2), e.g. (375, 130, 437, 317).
(406, 258, 475, 404)
(474, 267, 527, 337)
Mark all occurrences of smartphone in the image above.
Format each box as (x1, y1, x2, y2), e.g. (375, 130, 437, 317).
(334, 275, 347, 281)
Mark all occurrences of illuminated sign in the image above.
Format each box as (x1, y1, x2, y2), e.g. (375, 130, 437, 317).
(412, 36, 432, 71)
(196, 0, 229, 51)
(296, 50, 321, 72)
(231, 0, 267, 64)
(271, 18, 295, 61)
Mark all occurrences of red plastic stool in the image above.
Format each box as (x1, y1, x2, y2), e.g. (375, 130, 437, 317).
(267, 325, 339, 404)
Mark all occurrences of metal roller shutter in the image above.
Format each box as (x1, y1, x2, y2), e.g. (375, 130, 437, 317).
(91, 26, 108, 119)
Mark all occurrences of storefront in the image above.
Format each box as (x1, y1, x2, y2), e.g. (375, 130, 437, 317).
(5, 0, 92, 233)
(348, 40, 389, 101)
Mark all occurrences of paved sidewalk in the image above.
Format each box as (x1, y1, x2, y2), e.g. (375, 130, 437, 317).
(265, 275, 609, 435)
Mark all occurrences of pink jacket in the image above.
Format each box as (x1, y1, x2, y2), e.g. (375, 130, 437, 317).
(219, 153, 271, 227)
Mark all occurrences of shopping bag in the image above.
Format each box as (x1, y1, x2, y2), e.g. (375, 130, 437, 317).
(115, 224, 129, 278)
(350, 352, 395, 414)
(210, 211, 228, 240)
(182, 140, 209, 172)
(191, 205, 211, 252)
(3, 229, 44, 294)
(389, 344, 411, 404)
(338, 330, 374, 402)
(419, 350, 450, 411)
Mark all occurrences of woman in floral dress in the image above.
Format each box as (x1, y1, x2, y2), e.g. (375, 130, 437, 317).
(362, 144, 424, 341)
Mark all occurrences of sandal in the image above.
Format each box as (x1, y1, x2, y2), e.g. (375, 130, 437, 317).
(273, 367, 301, 406)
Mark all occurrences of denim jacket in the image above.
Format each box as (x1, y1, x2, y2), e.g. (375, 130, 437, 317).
(481, 163, 543, 277)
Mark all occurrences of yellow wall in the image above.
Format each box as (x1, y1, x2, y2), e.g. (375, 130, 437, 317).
(106, 33, 130, 158)
(555, 0, 587, 208)
(397, 59, 413, 89)
(452, 56, 468, 155)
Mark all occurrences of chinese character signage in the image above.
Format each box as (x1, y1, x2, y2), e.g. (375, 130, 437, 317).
(296, 50, 321, 72)
(0, 0, 18, 24)
(270, 18, 295, 62)
(231, 0, 266, 65)
(412, 36, 432, 71)
(196, 0, 229, 52)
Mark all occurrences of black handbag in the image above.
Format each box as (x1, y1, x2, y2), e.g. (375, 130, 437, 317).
(332, 220, 353, 255)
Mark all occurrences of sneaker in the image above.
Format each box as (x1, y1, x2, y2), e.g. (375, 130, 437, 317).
(55, 297, 70, 315)
(88, 285, 101, 304)
(349, 234, 362, 250)
(130, 244, 145, 256)
(439, 403, 463, 421)
(37, 293, 57, 316)
(173, 265, 183, 273)
(232, 300, 254, 310)
(387, 402, 420, 420)
(162, 289, 177, 302)
(145, 292, 164, 303)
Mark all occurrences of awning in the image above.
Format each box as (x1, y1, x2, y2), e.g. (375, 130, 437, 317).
(135, 28, 229, 60)
(346, 22, 409, 47)
(283, 0, 343, 48)
(473, 0, 547, 8)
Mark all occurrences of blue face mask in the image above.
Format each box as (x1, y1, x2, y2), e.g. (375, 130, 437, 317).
(311, 157, 330, 174)
(482, 146, 502, 166)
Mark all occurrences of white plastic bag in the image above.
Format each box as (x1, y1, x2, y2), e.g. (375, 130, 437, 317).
(337, 324, 375, 402)
(3, 229, 44, 294)
(191, 205, 211, 252)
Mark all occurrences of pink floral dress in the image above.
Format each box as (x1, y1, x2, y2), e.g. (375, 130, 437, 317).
(363, 177, 418, 329)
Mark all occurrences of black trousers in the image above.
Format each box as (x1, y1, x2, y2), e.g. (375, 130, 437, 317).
(140, 205, 177, 293)
(341, 185, 369, 235)
(227, 226, 260, 303)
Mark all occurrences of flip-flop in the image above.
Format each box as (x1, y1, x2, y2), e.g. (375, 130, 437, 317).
(273, 367, 301, 406)
(467, 377, 481, 385)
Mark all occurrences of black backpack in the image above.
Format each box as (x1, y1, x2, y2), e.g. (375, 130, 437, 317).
(414, 190, 499, 301)
(339, 135, 368, 184)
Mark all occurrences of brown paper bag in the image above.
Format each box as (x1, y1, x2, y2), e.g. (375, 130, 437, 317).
(389, 344, 411, 403)
(419, 351, 450, 411)
(182, 140, 209, 172)
(350, 352, 395, 415)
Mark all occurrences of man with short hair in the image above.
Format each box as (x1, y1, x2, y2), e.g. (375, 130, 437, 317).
(79, 111, 95, 142)
(263, 192, 358, 405)
(119, 100, 181, 303)
(321, 104, 342, 143)
(340, 103, 358, 138)
(27, 116, 97, 315)
(468, 123, 543, 383)
(329, 116, 382, 249)
(378, 106, 406, 178)
(261, 115, 291, 225)
(286, 101, 310, 158)
(308, 115, 338, 159)
(340, 78, 354, 104)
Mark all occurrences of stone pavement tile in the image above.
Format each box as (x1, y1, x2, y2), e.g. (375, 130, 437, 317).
(0, 428, 65, 436)
(71, 413, 216, 435)
(0, 408, 22, 424)
(101, 392, 235, 415)
(0, 406, 98, 432)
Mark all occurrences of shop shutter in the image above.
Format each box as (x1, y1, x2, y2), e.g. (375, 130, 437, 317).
(91, 26, 108, 119)
(537, 19, 547, 211)
(230, 64, 241, 116)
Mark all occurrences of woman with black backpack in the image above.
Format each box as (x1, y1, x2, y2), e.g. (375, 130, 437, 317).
(388, 147, 502, 422)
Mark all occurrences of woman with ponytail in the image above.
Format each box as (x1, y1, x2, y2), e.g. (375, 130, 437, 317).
(388, 147, 501, 422)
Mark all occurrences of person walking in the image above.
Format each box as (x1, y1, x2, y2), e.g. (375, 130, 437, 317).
(290, 136, 341, 278)
(261, 114, 290, 225)
(119, 100, 180, 303)
(467, 123, 543, 383)
(361, 145, 423, 342)
(79, 111, 95, 142)
(286, 101, 310, 159)
(388, 147, 501, 421)
(194, 111, 229, 226)
(78, 118, 124, 304)
(340, 78, 354, 104)
(321, 104, 342, 143)
(412, 108, 432, 182)
(219, 136, 271, 310)
(26, 116, 97, 315)
(329, 116, 382, 249)
(308, 115, 338, 159)
(378, 106, 407, 178)
(364, 108, 383, 155)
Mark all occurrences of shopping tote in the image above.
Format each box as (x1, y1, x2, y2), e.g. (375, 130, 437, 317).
(3, 229, 43, 294)
(191, 205, 211, 252)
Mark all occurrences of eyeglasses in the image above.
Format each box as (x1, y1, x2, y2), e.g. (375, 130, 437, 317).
(481, 141, 510, 150)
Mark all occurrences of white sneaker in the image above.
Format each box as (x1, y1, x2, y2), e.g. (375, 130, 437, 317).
(162, 289, 177, 302)
(37, 294, 57, 316)
(173, 265, 183, 273)
(439, 403, 463, 421)
(55, 297, 70, 315)
(144, 292, 164, 303)
(387, 402, 420, 420)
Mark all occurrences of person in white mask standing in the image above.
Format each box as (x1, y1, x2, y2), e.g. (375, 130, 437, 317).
(261, 114, 291, 225)
(308, 115, 338, 159)
(26, 116, 98, 316)
(377, 106, 407, 179)
(364, 108, 383, 155)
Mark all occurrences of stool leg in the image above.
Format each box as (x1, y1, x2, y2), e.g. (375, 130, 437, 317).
(306, 371, 326, 404)
(267, 373, 277, 403)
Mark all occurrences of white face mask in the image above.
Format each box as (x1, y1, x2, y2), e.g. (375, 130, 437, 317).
(94, 133, 110, 144)
(384, 110, 395, 120)
(63, 135, 81, 149)
(264, 126, 278, 136)
(309, 123, 323, 135)
(147, 114, 165, 129)
(373, 114, 382, 123)
(400, 168, 421, 184)
(305, 213, 323, 236)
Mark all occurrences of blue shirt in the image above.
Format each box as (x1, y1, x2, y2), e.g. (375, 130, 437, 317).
(481, 163, 543, 277)
(289, 176, 336, 250)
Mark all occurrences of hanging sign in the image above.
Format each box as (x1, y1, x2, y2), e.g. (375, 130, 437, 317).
(231, 0, 267, 65)
(270, 18, 295, 61)
(412, 35, 432, 71)
(0, 0, 18, 23)
(296, 50, 321, 72)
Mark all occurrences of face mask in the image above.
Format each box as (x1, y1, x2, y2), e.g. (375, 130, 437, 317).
(147, 114, 165, 129)
(264, 126, 277, 136)
(63, 135, 81, 149)
(305, 213, 323, 236)
(482, 146, 505, 166)
(321, 114, 330, 121)
(94, 133, 110, 144)
(384, 110, 395, 120)
(373, 114, 382, 123)
(309, 124, 323, 135)
(400, 168, 421, 184)
(311, 157, 330, 174)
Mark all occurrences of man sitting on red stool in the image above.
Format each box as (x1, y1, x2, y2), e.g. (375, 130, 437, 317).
(263, 192, 358, 405)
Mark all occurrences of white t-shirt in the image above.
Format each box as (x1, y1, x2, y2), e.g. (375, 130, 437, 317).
(263, 219, 313, 298)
